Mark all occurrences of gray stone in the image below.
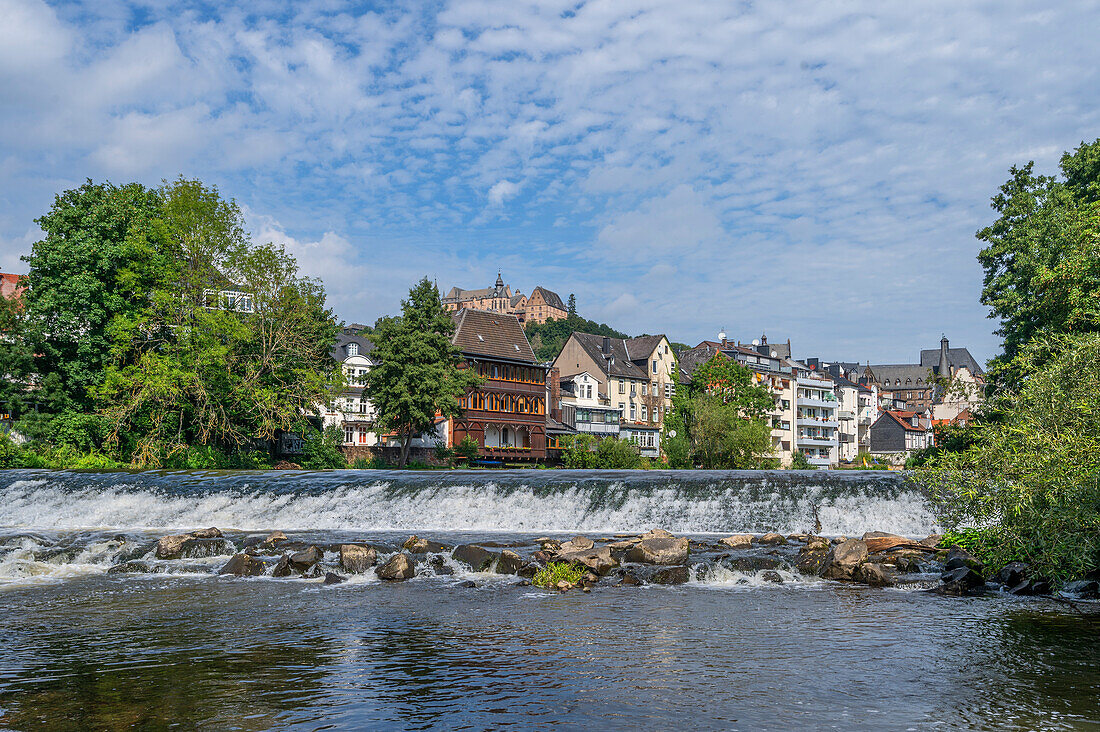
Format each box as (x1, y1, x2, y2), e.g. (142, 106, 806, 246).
(107, 561, 153, 574)
(761, 570, 784, 584)
(322, 572, 346, 585)
(856, 562, 896, 587)
(1061, 580, 1099, 599)
(618, 571, 643, 586)
(155, 533, 194, 559)
(944, 546, 984, 575)
(452, 544, 499, 571)
(757, 533, 787, 546)
(402, 535, 450, 553)
(625, 536, 690, 565)
(376, 553, 416, 580)
(219, 553, 265, 577)
(722, 556, 785, 572)
(339, 544, 377, 574)
(935, 567, 985, 596)
(289, 546, 323, 571)
(179, 537, 236, 559)
(458, 580, 477, 588)
(191, 527, 223, 539)
(558, 535, 595, 552)
(820, 539, 869, 580)
(272, 554, 295, 577)
(995, 562, 1029, 587)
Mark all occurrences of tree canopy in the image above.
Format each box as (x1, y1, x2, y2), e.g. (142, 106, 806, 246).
(524, 315, 628, 361)
(363, 278, 481, 466)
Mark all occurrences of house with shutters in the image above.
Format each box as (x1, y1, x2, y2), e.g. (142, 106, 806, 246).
(321, 326, 379, 447)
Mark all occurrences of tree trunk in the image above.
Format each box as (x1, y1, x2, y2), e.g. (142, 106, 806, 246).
(399, 430, 412, 467)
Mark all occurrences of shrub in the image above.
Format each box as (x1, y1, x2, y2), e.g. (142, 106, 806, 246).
(790, 451, 813, 469)
(532, 562, 587, 588)
(453, 435, 480, 464)
(433, 440, 454, 463)
(352, 456, 388, 469)
(300, 425, 346, 470)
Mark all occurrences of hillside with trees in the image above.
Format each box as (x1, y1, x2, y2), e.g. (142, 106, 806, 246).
(524, 315, 629, 361)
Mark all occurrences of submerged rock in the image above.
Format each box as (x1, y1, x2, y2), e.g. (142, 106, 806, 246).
(339, 544, 377, 574)
(376, 553, 416, 580)
(322, 572, 346, 585)
(156, 528, 223, 559)
(428, 555, 455, 576)
(722, 556, 785, 572)
(820, 539, 868, 581)
(452, 545, 498, 572)
(179, 537, 236, 559)
(719, 534, 753, 550)
(107, 561, 154, 574)
(402, 535, 450, 553)
(457, 580, 477, 588)
(761, 570, 784, 584)
(494, 550, 524, 575)
(289, 546, 323, 571)
(648, 565, 690, 585)
(219, 553, 265, 577)
(1061, 580, 1099, 599)
(855, 562, 896, 587)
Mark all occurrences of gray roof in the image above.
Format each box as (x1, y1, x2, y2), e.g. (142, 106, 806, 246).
(869, 364, 933, 388)
(920, 346, 983, 376)
(572, 332, 649, 379)
(451, 309, 537, 363)
(331, 330, 375, 362)
(676, 344, 722, 384)
(624, 335, 666, 360)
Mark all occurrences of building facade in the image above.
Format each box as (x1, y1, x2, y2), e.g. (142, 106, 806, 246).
(449, 309, 549, 461)
(321, 327, 379, 447)
(869, 410, 934, 456)
(442, 273, 566, 324)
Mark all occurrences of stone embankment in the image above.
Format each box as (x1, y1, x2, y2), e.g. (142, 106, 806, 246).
(109, 527, 1100, 600)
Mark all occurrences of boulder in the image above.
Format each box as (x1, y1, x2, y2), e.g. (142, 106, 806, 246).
(757, 533, 787, 546)
(192, 527, 223, 539)
(458, 580, 477, 588)
(862, 531, 904, 540)
(995, 561, 1030, 588)
(376, 553, 416, 580)
(494, 550, 524, 575)
(155, 533, 194, 559)
(625, 535, 690, 565)
(864, 536, 929, 553)
(272, 554, 295, 577)
(719, 534, 754, 550)
(289, 546, 323, 571)
(935, 567, 985, 596)
(641, 528, 675, 539)
(1006, 579, 1050, 596)
(402, 535, 450, 553)
(107, 561, 154, 574)
(761, 570, 784, 584)
(179, 537, 236, 559)
(855, 562, 896, 587)
(428, 555, 455, 576)
(273, 461, 302, 470)
(1060, 580, 1100, 599)
(219, 553, 266, 577)
(554, 580, 575, 592)
(535, 537, 562, 550)
(944, 546, 985, 575)
(261, 531, 289, 548)
(919, 534, 943, 547)
(795, 550, 829, 576)
(804, 536, 830, 552)
(787, 533, 810, 543)
(322, 572, 346, 585)
(451, 544, 499, 572)
(558, 546, 618, 575)
(894, 556, 922, 573)
(558, 535, 595, 553)
(302, 564, 324, 579)
(649, 566, 690, 585)
(722, 556, 785, 572)
(820, 539, 869, 580)
(339, 544, 377, 574)
(618, 571, 643, 586)
(832, 536, 848, 544)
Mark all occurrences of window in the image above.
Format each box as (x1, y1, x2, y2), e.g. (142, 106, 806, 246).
(641, 405, 648, 421)
(347, 342, 358, 357)
(492, 365, 499, 378)
(619, 402, 625, 412)
(358, 430, 368, 444)
(652, 360, 658, 373)
(344, 426, 354, 444)
(641, 384, 648, 396)
(664, 383, 671, 399)
(618, 379, 625, 394)
(630, 405, 636, 420)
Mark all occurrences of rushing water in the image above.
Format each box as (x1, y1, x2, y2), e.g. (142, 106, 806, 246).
(0, 469, 1097, 730)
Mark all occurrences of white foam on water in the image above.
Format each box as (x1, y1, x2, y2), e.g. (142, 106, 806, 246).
(689, 562, 816, 589)
(0, 473, 939, 536)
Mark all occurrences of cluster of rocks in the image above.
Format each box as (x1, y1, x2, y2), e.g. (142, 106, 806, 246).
(112, 526, 1100, 600)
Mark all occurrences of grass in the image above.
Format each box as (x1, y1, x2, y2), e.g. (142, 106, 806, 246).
(532, 561, 587, 588)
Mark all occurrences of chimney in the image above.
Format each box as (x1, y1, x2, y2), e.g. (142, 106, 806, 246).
(602, 336, 611, 354)
(549, 367, 562, 422)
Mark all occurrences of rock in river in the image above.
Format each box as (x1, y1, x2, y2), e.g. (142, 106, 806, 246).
(757, 533, 787, 546)
(289, 546, 323, 571)
(403, 535, 450, 553)
(340, 544, 377, 574)
(648, 566, 690, 585)
(719, 534, 753, 550)
(820, 539, 868, 581)
(625, 534, 689, 565)
(558, 545, 618, 575)
(944, 546, 984, 574)
(855, 562, 895, 587)
(935, 567, 984, 596)
(376, 553, 416, 580)
(452, 544, 499, 572)
(494, 549, 524, 575)
(156, 527, 224, 559)
(219, 553, 266, 577)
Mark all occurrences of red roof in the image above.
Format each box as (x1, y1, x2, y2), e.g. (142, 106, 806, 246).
(883, 410, 928, 433)
(1, 273, 24, 300)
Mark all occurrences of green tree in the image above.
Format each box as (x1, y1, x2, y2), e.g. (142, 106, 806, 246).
(92, 180, 342, 465)
(689, 394, 772, 469)
(567, 293, 577, 317)
(524, 315, 628, 361)
(364, 278, 481, 467)
(790, 450, 813, 469)
(916, 333, 1100, 584)
(300, 425, 347, 470)
(977, 140, 1100, 389)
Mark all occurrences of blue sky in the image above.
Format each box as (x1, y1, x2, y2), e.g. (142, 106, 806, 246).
(2, 0, 1098, 364)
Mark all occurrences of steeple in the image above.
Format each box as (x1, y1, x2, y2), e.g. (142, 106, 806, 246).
(938, 335, 951, 378)
(494, 271, 504, 296)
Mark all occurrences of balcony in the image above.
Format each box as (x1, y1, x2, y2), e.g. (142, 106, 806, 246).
(838, 410, 855, 420)
(797, 418, 838, 429)
(577, 422, 620, 435)
(797, 375, 833, 388)
(797, 396, 837, 409)
(797, 435, 836, 447)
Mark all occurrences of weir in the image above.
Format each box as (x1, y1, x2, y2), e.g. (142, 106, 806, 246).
(0, 469, 936, 536)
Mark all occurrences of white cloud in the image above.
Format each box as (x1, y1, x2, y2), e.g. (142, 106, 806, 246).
(487, 179, 520, 207)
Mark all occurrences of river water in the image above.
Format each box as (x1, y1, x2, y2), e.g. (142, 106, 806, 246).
(0, 469, 1097, 730)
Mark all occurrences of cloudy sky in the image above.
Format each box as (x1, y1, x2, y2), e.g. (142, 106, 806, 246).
(2, 0, 1098, 364)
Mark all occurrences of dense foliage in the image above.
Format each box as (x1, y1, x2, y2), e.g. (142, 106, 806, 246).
(977, 139, 1100, 390)
(561, 434, 641, 469)
(7, 178, 343, 467)
(525, 315, 628, 361)
(662, 353, 774, 469)
(917, 334, 1100, 583)
(363, 278, 481, 466)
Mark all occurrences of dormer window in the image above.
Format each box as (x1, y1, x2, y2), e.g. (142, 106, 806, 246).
(347, 343, 359, 357)
(477, 334, 484, 341)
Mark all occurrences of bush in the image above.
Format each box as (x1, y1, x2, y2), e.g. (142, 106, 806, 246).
(453, 435, 480, 464)
(562, 434, 640, 469)
(938, 528, 1005, 570)
(790, 451, 813, 469)
(300, 425, 346, 470)
(916, 334, 1100, 584)
(532, 562, 587, 588)
(352, 456, 388, 469)
(433, 440, 454, 463)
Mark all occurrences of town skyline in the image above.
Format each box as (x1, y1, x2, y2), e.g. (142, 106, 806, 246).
(3, 2, 1099, 364)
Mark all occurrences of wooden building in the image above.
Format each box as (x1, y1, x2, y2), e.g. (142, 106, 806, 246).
(449, 309, 549, 461)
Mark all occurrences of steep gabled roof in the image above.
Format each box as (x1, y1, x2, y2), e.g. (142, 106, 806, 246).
(919, 347, 983, 376)
(0, 273, 25, 302)
(571, 332, 648, 379)
(879, 410, 928, 433)
(530, 286, 566, 311)
(624, 335, 666, 360)
(451, 308, 536, 363)
(331, 330, 375, 362)
(868, 364, 932, 387)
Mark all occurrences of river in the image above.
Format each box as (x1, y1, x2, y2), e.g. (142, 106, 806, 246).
(0, 469, 1096, 730)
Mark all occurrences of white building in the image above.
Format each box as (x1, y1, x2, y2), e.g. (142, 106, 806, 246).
(793, 370, 839, 467)
(321, 328, 380, 447)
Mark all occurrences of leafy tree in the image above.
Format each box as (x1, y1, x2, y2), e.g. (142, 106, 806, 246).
(790, 450, 813, 469)
(454, 435, 480, 464)
(561, 434, 640, 469)
(0, 286, 34, 425)
(94, 180, 342, 465)
(916, 333, 1100, 583)
(977, 140, 1100, 388)
(524, 315, 628, 361)
(364, 278, 481, 467)
(300, 425, 347, 470)
(689, 394, 772, 469)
